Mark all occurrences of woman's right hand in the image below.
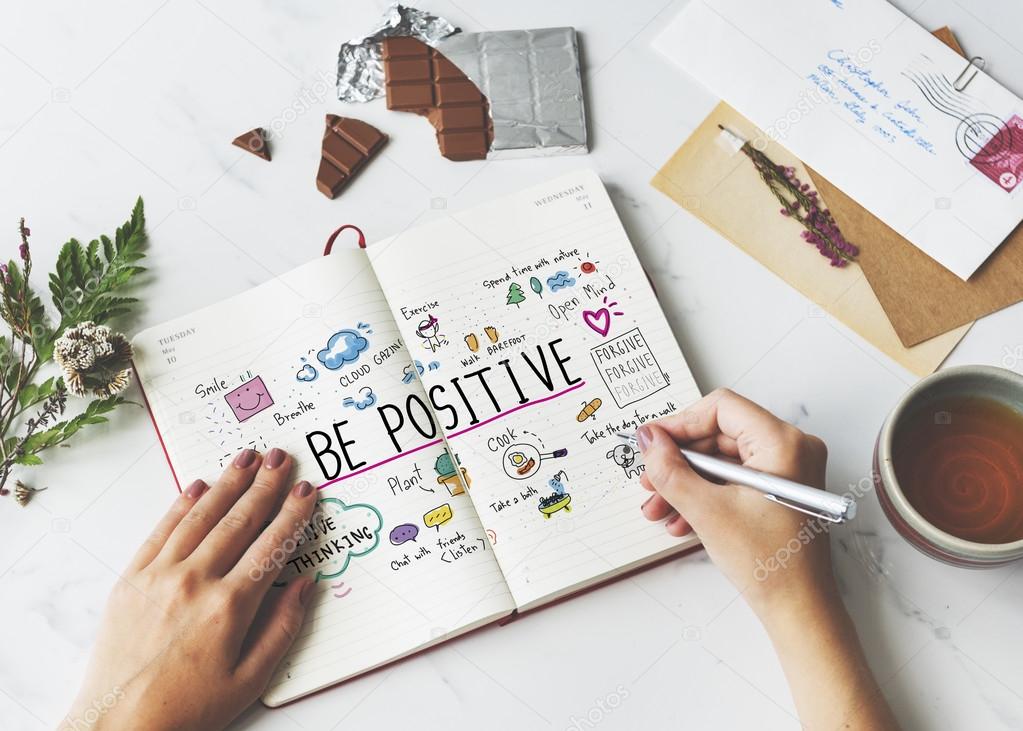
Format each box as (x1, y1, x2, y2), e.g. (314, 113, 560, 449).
(638, 388, 899, 730)
(637, 387, 836, 619)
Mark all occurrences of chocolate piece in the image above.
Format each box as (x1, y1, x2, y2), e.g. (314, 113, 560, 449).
(316, 115, 387, 199)
(232, 127, 271, 161)
(382, 37, 492, 161)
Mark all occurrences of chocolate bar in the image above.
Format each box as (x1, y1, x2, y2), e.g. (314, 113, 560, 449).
(232, 127, 271, 161)
(382, 36, 492, 161)
(316, 115, 387, 199)
(435, 28, 588, 157)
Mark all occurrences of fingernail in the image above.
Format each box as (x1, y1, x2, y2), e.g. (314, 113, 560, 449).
(184, 479, 207, 499)
(636, 425, 653, 452)
(299, 579, 316, 606)
(265, 447, 286, 470)
(293, 480, 313, 498)
(233, 449, 257, 468)
(641, 495, 653, 509)
(666, 514, 683, 527)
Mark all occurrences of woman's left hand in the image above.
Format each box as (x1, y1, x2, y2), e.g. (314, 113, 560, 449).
(63, 447, 317, 731)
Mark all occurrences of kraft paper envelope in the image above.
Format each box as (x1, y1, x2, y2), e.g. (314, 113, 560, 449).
(656, 0, 1023, 280)
(651, 102, 968, 377)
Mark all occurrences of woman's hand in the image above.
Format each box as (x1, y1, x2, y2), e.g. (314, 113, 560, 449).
(638, 388, 898, 730)
(637, 387, 834, 619)
(63, 448, 318, 731)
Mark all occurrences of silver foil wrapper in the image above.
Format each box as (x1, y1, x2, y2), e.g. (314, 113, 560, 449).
(436, 27, 588, 158)
(336, 4, 458, 103)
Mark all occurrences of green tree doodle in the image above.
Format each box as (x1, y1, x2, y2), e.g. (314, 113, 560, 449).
(506, 282, 526, 308)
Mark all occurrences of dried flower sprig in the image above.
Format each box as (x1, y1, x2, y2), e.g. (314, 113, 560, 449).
(723, 126, 859, 267)
(0, 199, 146, 499)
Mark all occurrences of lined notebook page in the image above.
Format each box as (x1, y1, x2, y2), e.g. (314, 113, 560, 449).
(132, 251, 514, 706)
(369, 170, 702, 609)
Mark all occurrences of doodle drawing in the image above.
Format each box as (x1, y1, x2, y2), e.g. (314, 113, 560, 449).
(389, 523, 419, 545)
(506, 282, 526, 308)
(539, 472, 572, 519)
(576, 397, 602, 422)
(606, 443, 645, 480)
(465, 333, 479, 353)
(582, 296, 624, 338)
(296, 361, 318, 382)
(342, 386, 377, 410)
(434, 449, 471, 496)
(318, 328, 370, 370)
(529, 276, 543, 297)
(224, 376, 274, 423)
(416, 315, 448, 352)
(424, 503, 454, 531)
(502, 442, 568, 480)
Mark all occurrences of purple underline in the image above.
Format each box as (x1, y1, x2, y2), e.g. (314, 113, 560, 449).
(316, 381, 587, 491)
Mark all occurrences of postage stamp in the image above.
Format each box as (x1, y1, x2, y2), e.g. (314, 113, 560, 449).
(969, 113, 1023, 192)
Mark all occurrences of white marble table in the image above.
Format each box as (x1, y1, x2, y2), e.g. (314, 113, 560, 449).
(2, 1, 1023, 729)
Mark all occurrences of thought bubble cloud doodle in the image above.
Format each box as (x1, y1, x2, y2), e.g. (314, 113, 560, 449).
(311, 498, 384, 581)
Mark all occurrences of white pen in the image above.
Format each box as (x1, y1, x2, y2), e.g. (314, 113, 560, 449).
(616, 432, 856, 523)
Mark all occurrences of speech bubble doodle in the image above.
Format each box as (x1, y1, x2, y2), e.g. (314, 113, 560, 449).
(423, 503, 453, 531)
(389, 523, 419, 545)
(311, 498, 384, 581)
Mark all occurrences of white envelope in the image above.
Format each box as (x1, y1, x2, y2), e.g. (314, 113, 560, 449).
(655, 0, 1023, 280)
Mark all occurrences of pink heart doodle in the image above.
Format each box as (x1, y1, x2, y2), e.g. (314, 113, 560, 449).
(583, 308, 612, 337)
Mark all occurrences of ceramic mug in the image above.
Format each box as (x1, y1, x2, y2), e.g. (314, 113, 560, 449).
(873, 365, 1023, 567)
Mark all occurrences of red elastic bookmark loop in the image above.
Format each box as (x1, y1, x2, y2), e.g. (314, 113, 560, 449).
(323, 224, 366, 255)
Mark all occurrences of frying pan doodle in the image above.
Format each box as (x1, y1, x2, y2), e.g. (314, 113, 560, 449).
(501, 443, 568, 480)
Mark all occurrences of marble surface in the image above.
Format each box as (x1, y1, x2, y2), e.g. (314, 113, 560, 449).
(2, 1, 1023, 729)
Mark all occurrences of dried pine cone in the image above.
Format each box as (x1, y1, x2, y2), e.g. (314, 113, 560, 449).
(53, 322, 133, 397)
(14, 480, 44, 506)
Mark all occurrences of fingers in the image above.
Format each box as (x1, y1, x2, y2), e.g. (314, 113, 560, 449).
(192, 448, 294, 575)
(637, 423, 718, 522)
(161, 449, 264, 563)
(654, 388, 787, 460)
(128, 479, 208, 573)
(234, 577, 315, 691)
(227, 479, 318, 612)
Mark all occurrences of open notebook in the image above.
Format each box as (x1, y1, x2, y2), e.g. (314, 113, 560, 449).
(133, 170, 702, 706)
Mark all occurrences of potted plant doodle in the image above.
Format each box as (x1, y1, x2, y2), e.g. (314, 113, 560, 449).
(0, 199, 147, 505)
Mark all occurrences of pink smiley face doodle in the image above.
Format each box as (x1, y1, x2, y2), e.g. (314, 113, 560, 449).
(225, 376, 274, 423)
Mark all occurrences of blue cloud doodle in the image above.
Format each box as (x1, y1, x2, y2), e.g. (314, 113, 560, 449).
(296, 363, 318, 382)
(317, 329, 369, 370)
(342, 387, 377, 410)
